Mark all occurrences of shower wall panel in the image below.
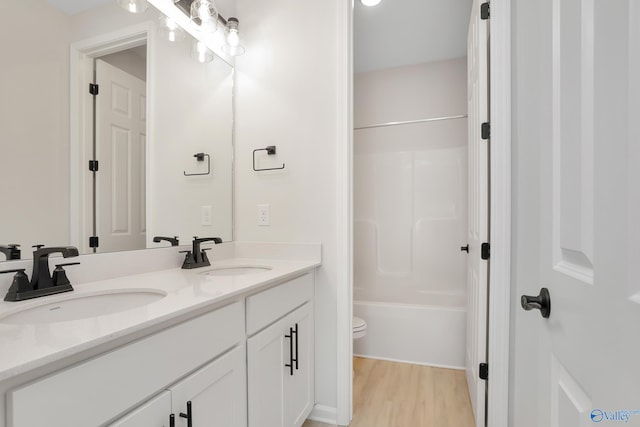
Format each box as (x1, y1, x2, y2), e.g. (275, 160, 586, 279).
(354, 58, 468, 305)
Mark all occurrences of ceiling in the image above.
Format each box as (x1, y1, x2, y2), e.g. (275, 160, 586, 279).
(48, 0, 111, 15)
(354, 0, 473, 73)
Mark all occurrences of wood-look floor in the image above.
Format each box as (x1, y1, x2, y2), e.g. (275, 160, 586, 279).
(303, 357, 475, 427)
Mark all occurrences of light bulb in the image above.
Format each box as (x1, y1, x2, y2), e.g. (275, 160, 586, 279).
(117, 0, 148, 13)
(159, 16, 185, 42)
(191, 40, 214, 63)
(198, 3, 210, 20)
(227, 29, 240, 47)
(190, 0, 218, 33)
(360, 0, 382, 6)
(222, 17, 245, 57)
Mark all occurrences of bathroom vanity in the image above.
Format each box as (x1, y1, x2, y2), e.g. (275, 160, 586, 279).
(0, 243, 320, 427)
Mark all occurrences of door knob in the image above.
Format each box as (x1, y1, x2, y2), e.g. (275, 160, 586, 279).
(460, 244, 469, 253)
(521, 288, 551, 318)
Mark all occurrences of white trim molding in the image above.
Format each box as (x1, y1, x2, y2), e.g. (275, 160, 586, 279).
(309, 404, 339, 425)
(487, 0, 512, 426)
(335, 0, 354, 425)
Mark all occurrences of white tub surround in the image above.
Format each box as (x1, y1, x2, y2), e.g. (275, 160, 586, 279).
(0, 242, 320, 427)
(353, 296, 466, 369)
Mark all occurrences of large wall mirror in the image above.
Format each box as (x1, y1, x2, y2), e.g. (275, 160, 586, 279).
(0, 0, 235, 261)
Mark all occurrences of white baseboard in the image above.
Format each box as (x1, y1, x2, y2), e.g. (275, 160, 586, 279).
(308, 404, 339, 425)
(353, 354, 465, 371)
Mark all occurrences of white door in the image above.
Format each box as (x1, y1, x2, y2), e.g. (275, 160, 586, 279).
(465, 0, 489, 425)
(513, 1, 640, 426)
(95, 59, 146, 253)
(170, 345, 247, 427)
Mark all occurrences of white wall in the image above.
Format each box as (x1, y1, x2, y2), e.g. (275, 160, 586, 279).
(353, 59, 468, 304)
(148, 36, 234, 245)
(354, 58, 468, 128)
(99, 47, 147, 82)
(0, 0, 71, 252)
(234, 0, 341, 414)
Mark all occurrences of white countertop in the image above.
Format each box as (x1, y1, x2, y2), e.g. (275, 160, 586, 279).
(0, 257, 319, 382)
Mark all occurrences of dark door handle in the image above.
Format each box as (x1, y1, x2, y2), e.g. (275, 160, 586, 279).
(521, 288, 551, 318)
(179, 401, 192, 427)
(285, 327, 294, 376)
(293, 323, 299, 370)
(460, 245, 469, 253)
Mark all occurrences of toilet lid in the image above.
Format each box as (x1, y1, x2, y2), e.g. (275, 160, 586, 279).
(353, 316, 367, 331)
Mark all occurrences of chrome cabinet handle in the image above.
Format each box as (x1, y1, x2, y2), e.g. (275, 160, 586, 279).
(521, 288, 551, 318)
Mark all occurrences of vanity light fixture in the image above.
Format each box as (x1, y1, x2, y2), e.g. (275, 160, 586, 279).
(159, 15, 186, 42)
(222, 17, 245, 57)
(117, 0, 149, 13)
(360, 0, 382, 6)
(191, 39, 214, 63)
(190, 0, 219, 33)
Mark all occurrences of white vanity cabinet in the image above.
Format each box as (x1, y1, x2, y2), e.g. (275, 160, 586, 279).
(169, 344, 247, 427)
(109, 345, 247, 427)
(246, 273, 315, 427)
(2, 266, 318, 427)
(7, 301, 245, 427)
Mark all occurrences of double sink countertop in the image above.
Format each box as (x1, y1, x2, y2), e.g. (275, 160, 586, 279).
(0, 243, 321, 382)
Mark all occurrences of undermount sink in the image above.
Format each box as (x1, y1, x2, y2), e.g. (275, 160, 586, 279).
(0, 289, 167, 325)
(200, 266, 272, 277)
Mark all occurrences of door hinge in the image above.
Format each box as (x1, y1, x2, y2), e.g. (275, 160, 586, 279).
(479, 363, 488, 380)
(481, 2, 490, 20)
(481, 242, 490, 260)
(481, 122, 490, 140)
(89, 83, 99, 95)
(89, 236, 99, 248)
(89, 160, 99, 172)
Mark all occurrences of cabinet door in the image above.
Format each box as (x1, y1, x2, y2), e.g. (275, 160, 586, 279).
(108, 391, 171, 427)
(170, 344, 247, 427)
(247, 317, 287, 427)
(247, 302, 314, 427)
(283, 303, 314, 427)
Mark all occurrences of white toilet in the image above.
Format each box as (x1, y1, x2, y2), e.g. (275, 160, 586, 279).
(353, 316, 367, 340)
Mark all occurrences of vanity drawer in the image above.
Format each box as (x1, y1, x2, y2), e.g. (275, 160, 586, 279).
(245, 272, 313, 336)
(7, 301, 244, 427)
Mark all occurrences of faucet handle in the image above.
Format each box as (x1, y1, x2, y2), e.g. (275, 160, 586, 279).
(52, 263, 80, 287)
(32, 244, 45, 250)
(1, 269, 32, 300)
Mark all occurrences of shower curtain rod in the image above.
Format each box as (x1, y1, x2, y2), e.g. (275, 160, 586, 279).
(354, 114, 468, 130)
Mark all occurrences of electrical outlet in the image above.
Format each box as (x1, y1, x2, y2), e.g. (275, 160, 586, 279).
(257, 204, 270, 226)
(201, 205, 212, 226)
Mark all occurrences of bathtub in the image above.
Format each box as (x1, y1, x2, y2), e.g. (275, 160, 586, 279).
(353, 289, 466, 369)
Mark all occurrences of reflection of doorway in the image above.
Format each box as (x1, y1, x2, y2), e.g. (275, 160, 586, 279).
(93, 51, 147, 253)
(69, 27, 150, 255)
